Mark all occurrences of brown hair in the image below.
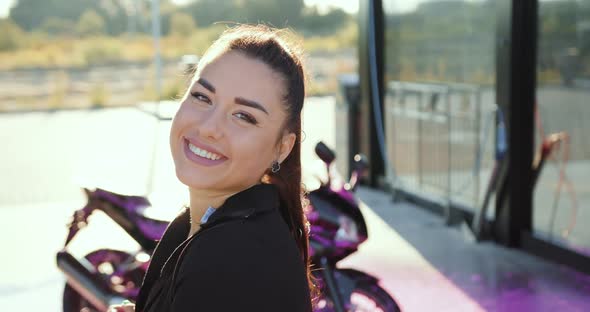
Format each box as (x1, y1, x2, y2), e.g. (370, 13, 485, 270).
(198, 24, 318, 303)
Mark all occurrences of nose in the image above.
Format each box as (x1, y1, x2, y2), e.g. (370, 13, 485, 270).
(198, 105, 225, 141)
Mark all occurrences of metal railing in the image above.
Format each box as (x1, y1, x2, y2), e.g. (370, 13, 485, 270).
(384, 80, 497, 211)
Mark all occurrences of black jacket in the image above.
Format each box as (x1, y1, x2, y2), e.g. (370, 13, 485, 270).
(135, 184, 312, 312)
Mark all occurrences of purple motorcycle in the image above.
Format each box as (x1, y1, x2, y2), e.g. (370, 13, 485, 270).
(56, 187, 168, 311)
(308, 142, 399, 312)
(56, 142, 400, 312)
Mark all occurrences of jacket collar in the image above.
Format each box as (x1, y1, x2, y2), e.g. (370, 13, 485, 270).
(200, 183, 280, 228)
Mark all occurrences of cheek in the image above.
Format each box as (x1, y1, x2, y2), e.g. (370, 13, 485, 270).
(230, 131, 276, 167)
(171, 103, 198, 135)
(170, 105, 192, 147)
(169, 114, 182, 144)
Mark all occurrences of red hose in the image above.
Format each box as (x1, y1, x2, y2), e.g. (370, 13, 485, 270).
(534, 102, 578, 238)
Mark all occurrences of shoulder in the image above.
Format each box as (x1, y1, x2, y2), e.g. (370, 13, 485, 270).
(183, 210, 303, 274)
(170, 211, 311, 311)
(173, 212, 311, 312)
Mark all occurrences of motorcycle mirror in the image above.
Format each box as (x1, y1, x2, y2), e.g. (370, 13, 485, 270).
(315, 141, 336, 165)
(352, 154, 369, 171)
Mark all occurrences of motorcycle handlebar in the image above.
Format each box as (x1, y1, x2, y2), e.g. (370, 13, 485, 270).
(314, 142, 369, 191)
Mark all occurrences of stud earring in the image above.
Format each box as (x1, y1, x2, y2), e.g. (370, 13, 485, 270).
(271, 160, 281, 173)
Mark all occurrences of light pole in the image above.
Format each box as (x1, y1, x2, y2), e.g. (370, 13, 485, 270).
(147, 0, 163, 194)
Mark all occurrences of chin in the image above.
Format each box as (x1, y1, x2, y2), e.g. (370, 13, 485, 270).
(175, 166, 199, 187)
(174, 166, 220, 190)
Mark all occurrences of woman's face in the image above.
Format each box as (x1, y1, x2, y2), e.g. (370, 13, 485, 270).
(170, 51, 296, 194)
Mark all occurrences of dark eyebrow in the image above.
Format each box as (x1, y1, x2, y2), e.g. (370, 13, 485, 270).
(196, 78, 215, 93)
(235, 97, 269, 115)
(196, 78, 268, 115)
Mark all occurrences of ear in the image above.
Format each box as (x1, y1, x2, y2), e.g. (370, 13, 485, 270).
(277, 132, 297, 164)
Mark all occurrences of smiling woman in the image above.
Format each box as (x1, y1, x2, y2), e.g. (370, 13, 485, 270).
(107, 24, 316, 312)
(171, 49, 295, 198)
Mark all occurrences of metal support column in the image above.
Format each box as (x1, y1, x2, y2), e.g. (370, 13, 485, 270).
(358, 0, 386, 188)
(493, 0, 538, 247)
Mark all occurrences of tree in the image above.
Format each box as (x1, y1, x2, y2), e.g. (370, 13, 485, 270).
(184, 0, 237, 27)
(39, 17, 76, 37)
(184, 0, 304, 28)
(10, 0, 97, 31)
(169, 12, 196, 36)
(240, 0, 304, 27)
(0, 18, 25, 51)
(10, 0, 128, 35)
(299, 6, 349, 35)
(77, 10, 106, 37)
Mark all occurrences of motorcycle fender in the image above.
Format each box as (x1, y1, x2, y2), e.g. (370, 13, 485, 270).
(333, 268, 379, 299)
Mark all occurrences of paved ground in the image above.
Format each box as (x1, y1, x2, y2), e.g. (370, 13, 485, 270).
(1, 97, 589, 311)
(350, 187, 590, 311)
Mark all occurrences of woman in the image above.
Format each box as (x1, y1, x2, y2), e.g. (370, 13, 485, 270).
(109, 24, 315, 311)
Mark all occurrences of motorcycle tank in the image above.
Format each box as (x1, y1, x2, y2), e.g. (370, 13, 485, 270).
(307, 186, 368, 262)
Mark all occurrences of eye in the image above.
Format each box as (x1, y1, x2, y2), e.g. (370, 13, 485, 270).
(190, 92, 211, 104)
(234, 112, 258, 125)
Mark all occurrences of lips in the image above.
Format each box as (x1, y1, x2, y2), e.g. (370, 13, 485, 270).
(184, 137, 225, 156)
(182, 137, 227, 166)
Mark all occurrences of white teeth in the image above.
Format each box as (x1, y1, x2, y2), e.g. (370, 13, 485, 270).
(188, 143, 222, 160)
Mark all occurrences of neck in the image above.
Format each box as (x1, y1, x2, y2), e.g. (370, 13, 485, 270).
(187, 183, 263, 235)
(186, 188, 231, 236)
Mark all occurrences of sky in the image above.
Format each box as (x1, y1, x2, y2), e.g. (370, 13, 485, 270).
(0, 0, 12, 18)
(0, 0, 359, 18)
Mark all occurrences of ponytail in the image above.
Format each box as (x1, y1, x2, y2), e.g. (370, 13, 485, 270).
(262, 121, 319, 303)
(264, 128, 307, 254)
